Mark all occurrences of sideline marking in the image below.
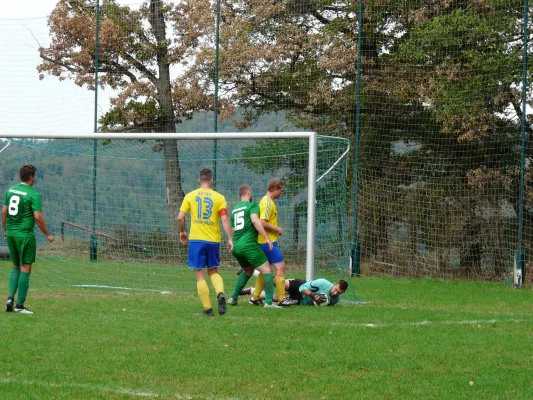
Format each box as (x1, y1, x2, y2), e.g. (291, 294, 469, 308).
(0, 377, 162, 398)
(72, 285, 173, 295)
(0, 377, 242, 400)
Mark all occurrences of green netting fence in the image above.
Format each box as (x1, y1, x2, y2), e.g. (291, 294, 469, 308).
(0, 0, 532, 287)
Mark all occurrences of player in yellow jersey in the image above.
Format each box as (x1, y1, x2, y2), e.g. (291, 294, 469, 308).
(178, 168, 233, 317)
(250, 178, 286, 305)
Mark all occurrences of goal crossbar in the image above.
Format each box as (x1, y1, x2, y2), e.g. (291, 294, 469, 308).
(2, 132, 318, 280)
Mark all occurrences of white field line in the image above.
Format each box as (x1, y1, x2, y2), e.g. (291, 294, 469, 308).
(0, 377, 162, 398)
(71, 284, 173, 295)
(324, 318, 527, 329)
(0, 377, 243, 400)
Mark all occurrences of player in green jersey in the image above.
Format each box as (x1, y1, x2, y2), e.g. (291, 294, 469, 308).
(227, 184, 280, 308)
(2, 165, 54, 314)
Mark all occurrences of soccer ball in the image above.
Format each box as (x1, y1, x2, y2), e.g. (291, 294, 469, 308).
(313, 293, 330, 306)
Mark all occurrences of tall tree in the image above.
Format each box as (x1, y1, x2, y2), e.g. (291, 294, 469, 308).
(37, 0, 216, 234)
(211, 0, 530, 276)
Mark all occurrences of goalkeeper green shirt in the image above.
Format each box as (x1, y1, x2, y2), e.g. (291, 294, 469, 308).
(3, 182, 42, 238)
(299, 279, 340, 306)
(231, 200, 260, 247)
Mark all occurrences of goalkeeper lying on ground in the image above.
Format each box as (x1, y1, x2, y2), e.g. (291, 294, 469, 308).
(237, 275, 348, 306)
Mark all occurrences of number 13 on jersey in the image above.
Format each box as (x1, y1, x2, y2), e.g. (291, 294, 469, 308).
(195, 196, 213, 219)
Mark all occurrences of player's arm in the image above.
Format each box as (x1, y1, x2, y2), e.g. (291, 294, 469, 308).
(261, 220, 284, 235)
(2, 205, 7, 238)
(252, 214, 273, 250)
(220, 212, 233, 253)
(34, 211, 54, 243)
(177, 210, 188, 245)
(298, 280, 319, 300)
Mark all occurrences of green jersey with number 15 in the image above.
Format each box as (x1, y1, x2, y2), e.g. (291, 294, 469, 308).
(3, 183, 42, 237)
(231, 201, 260, 247)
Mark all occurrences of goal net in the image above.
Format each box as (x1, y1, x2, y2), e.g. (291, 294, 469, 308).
(0, 134, 349, 292)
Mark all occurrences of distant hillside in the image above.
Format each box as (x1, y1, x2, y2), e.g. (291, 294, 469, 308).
(176, 109, 301, 133)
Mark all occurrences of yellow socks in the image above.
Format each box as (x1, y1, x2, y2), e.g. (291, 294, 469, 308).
(197, 280, 211, 310)
(209, 273, 224, 295)
(274, 276, 285, 302)
(252, 273, 264, 301)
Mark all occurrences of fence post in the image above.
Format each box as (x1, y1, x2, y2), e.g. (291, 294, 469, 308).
(212, 0, 221, 189)
(351, 0, 363, 276)
(90, 0, 101, 262)
(516, 0, 529, 287)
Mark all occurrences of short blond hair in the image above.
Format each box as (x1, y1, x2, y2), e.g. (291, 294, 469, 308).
(267, 178, 284, 192)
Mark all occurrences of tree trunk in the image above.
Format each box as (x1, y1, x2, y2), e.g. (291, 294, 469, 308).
(150, 0, 185, 235)
(460, 219, 482, 276)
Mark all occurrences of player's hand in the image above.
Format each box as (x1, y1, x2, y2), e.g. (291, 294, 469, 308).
(47, 234, 54, 243)
(277, 227, 284, 236)
(226, 240, 234, 253)
(267, 239, 273, 251)
(179, 232, 189, 245)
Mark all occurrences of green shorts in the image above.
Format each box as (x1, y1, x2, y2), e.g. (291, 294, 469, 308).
(7, 236, 36, 265)
(232, 242, 268, 269)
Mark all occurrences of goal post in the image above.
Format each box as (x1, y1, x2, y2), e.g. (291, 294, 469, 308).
(0, 132, 346, 290)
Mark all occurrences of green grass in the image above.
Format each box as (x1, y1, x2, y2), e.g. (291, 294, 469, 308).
(1, 268, 533, 399)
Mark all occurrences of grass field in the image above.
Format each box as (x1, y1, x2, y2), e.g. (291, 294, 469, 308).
(1, 265, 533, 399)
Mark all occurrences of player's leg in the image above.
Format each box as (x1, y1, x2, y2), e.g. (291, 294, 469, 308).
(269, 243, 286, 303)
(256, 263, 278, 307)
(195, 268, 214, 316)
(250, 273, 264, 304)
(208, 267, 226, 316)
(14, 237, 36, 314)
(279, 278, 305, 306)
(229, 265, 254, 305)
(206, 243, 226, 315)
(189, 242, 213, 316)
(6, 236, 21, 312)
(258, 242, 285, 302)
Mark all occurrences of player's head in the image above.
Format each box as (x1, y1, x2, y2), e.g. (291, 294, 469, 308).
(198, 168, 213, 186)
(20, 164, 37, 184)
(330, 280, 348, 297)
(267, 178, 284, 199)
(238, 184, 252, 201)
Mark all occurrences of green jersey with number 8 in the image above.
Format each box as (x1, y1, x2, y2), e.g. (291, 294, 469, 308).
(3, 183, 42, 237)
(231, 201, 260, 247)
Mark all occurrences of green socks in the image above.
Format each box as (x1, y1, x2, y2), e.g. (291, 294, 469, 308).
(16, 272, 31, 306)
(8, 267, 21, 299)
(263, 273, 274, 305)
(231, 272, 251, 300)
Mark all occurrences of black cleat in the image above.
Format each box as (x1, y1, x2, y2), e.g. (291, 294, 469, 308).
(249, 298, 264, 306)
(196, 308, 214, 317)
(5, 298, 14, 312)
(217, 293, 227, 316)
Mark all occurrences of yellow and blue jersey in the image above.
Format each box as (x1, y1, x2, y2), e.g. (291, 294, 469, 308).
(180, 188, 227, 243)
(257, 195, 278, 244)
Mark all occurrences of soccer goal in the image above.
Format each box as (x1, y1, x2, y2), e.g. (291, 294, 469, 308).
(0, 132, 350, 292)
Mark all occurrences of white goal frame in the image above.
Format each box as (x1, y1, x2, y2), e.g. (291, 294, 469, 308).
(3, 132, 318, 280)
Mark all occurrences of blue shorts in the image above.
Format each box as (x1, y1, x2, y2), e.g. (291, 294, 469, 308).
(188, 241, 220, 269)
(258, 242, 284, 264)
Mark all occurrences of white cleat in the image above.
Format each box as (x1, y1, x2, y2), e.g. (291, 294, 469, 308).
(14, 306, 33, 314)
